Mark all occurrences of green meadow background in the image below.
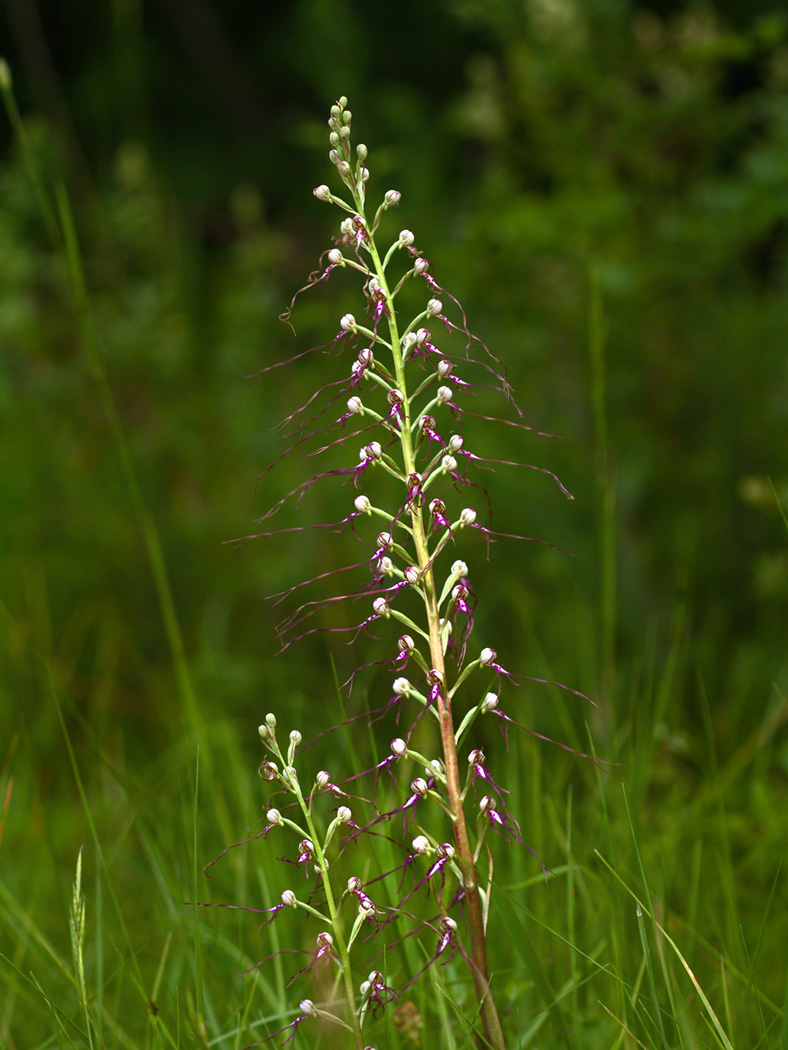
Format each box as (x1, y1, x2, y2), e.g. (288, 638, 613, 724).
(1, 1, 787, 1047)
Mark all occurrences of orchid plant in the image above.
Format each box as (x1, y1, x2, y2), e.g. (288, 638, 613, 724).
(238, 97, 578, 1050)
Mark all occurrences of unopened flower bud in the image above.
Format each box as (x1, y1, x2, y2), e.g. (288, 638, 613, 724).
(437, 359, 452, 378)
(329, 132, 341, 148)
(289, 729, 302, 747)
(359, 166, 369, 182)
(300, 1000, 317, 1016)
(460, 508, 476, 526)
(365, 441, 382, 460)
(384, 189, 401, 207)
(412, 835, 430, 854)
(405, 566, 421, 585)
(356, 143, 368, 161)
(398, 634, 414, 652)
(340, 313, 356, 332)
(451, 559, 468, 577)
(411, 777, 429, 795)
(340, 217, 354, 236)
(437, 385, 453, 405)
(481, 692, 499, 712)
(337, 805, 352, 823)
(436, 842, 455, 861)
(265, 712, 277, 729)
(342, 109, 352, 124)
(393, 677, 411, 695)
(313, 184, 332, 202)
(448, 434, 464, 453)
(373, 597, 390, 617)
(266, 808, 282, 825)
(358, 347, 374, 366)
(440, 916, 457, 933)
(379, 556, 394, 575)
(426, 298, 442, 316)
(391, 738, 407, 757)
(281, 889, 297, 907)
(338, 160, 352, 179)
(354, 496, 371, 516)
(480, 647, 496, 666)
(376, 531, 392, 549)
(347, 395, 364, 414)
(398, 229, 415, 246)
(258, 724, 270, 741)
(416, 327, 430, 344)
(328, 248, 344, 265)
(442, 455, 458, 473)
(414, 258, 429, 275)
(315, 770, 331, 789)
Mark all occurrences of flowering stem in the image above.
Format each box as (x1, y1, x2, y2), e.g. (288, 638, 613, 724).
(348, 187, 506, 1050)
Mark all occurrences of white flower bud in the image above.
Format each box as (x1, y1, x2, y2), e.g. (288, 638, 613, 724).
(329, 132, 341, 147)
(436, 842, 455, 860)
(265, 712, 277, 729)
(340, 313, 356, 332)
(338, 160, 352, 179)
(290, 730, 302, 747)
(281, 889, 297, 907)
(440, 916, 458, 933)
(391, 738, 407, 757)
(359, 166, 369, 182)
(414, 259, 429, 275)
(347, 395, 364, 414)
(328, 248, 344, 265)
(360, 980, 371, 997)
(442, 455, 458, 473)
(451, 559, 468, 577)
(340, 217, 354, 236)
(448, 434, 464, 453)
(315, 770, 330, 789)
(366, 441, 382, 460)
(426, 298, 442, 316)
(300, 1000, 317, 1016)
(399, 634, 415, 651)
(313, 184, 332, 202)
(373, 597, 390, 617)
(437, 385, 453, 404)
(481, 692, 499, 712)
(437, 359, 452, 378)
(342, 108, 352, 124)
(379, 556, 394, 575)
(354, 494, 371, 514)
(337, 806, 352, 824)
(358, 347, 374, 366)
(356, 143, 368, 161)
(384, 189, 401, 207)
(401, 332, 417, 351)
(460, 508, 476, 527)
(376, 531, 392, 548)
(480, 647, 496, 666)
(405, 566, 421, 585)
(392, 677, 411, 695)
(398, 229, 415, 246)
(416, 327, 430, 344)
(411, 777, 429, 795)
(258, 724, 270, 741)
(266, 808, 282, 825)
(412, 835, 431, 854)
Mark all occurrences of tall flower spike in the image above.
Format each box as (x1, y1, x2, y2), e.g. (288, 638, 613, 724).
(229, 97, 581, 1050)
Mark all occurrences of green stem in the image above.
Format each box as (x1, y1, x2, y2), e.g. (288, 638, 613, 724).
(350, 185, 506, 1050)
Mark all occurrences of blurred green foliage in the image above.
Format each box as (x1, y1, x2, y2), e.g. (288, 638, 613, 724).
(1, 0, 788, 1046)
